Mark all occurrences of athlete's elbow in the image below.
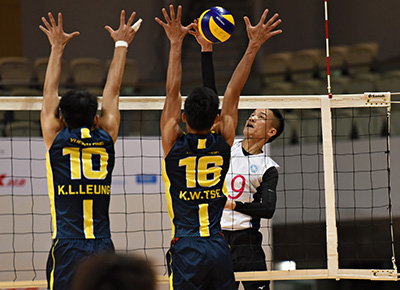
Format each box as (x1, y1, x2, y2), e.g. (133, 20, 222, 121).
(264, 208, 276, 219)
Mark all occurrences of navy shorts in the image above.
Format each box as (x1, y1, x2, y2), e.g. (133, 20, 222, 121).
(166, 234, 235, 290)
(46, 238, 114, 290)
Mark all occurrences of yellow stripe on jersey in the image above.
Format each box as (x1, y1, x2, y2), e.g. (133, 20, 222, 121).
(81, 127, 91, 139)
(199, 203, 210, 237)
(222, 180, 229, 197)
(197, 138, 206, 149)
(49, 239, 59, 290)
(83, 199, 95, 239)
(46, 152, 57, 239)
(162, 160, 175, 238)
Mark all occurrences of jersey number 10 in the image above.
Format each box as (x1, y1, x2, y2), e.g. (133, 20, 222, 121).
(63, 147, 109, 180)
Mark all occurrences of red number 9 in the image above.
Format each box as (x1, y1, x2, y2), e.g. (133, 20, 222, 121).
(228, 175, 245, 199)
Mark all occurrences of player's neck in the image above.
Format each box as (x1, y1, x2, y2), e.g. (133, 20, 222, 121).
(186, 126, 211, 135)
(242, 137, 264, 155)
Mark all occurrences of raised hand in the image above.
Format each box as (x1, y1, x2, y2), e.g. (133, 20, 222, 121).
(244, 9, 282, 47)
(155, 5, 194, 43)
(39, 12, 80, 48)
(105, 10, 138, 45)
(188, 19, 212, 52)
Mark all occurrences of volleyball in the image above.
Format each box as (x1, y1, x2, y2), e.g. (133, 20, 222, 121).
(198, 7, 235, 44)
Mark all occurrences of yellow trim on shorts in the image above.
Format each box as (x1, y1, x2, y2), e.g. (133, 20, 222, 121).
(49, 239, 59, 290)
(168, 251, 174, 289)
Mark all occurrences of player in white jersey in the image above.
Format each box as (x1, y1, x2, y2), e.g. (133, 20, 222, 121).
(190, 14, 284, 290)
(222, 108, 284, 290)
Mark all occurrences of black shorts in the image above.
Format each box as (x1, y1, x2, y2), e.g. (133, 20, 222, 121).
(166, 234, 235, 290)
(223, 228, 269, 290)
(46, 238, 114, 290)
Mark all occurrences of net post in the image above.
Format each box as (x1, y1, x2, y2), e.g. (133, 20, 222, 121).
(320, 96, 339, 277)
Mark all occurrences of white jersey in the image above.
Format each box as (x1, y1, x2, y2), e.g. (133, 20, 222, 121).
(221, 140, 279, 231)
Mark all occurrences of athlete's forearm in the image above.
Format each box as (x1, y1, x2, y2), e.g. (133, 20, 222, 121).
(166, 41, 183, 99)
(201, 52, 217, 94)
(235, 201, 275, 218)
(234, 167, 278, 219)
(103, 47, 127, 101)
(43, 46, 64, 102)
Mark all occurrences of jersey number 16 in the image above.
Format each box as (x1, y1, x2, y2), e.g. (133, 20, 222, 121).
(179, 156, 223, 188)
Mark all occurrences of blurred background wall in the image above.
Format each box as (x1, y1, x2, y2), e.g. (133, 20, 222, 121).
(0, 0, 397, 83)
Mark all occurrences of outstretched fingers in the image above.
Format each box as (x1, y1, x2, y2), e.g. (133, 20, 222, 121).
(156, 4, 193, 42)
(162, 7, 170, 23)
(127, 11, 136, 27)
(40, 12, 61, 32)
(257, 9, 269, 26)
(243, 16, 251, 29)
(57, 13, 63, 30)
(39, 25, 49, 36)
(104, 25, 114, 34)
(41, 16, 52, 31)
(155, 16, 166, 28)
(176, 5, 182, 22)
(169, 5, 176, 21)
(39, 11, 80, 46)
(244, 9, 283, 45)
(69, 31, 80, 39)
(265, 13, 281, 29)
(48, 12, 57, 28)
(119, 10, 126, 28)
(269, 29, 283, 38)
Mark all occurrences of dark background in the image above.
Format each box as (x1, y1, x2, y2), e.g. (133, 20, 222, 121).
(2, 0, 400, 83)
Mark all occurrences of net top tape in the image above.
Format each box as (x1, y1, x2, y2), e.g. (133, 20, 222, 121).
(0, 93, 391, 111)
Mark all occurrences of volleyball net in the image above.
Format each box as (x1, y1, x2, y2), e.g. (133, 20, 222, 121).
(0, 93, 398, 288)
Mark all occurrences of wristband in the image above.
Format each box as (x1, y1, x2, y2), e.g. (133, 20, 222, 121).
(115, 40, 128, 48)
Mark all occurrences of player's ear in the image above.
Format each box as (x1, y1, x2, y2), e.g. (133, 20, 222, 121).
(182, 112, 187, 123)
(92, 115, 99, 129)
(267, 127, 277, 140)
(213, 114, 220, 125)
(60, 115, 67, 127)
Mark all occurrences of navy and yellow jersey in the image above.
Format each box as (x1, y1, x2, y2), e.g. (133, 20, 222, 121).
(46, 127, 115, 239)
(162, 132, 231, 238)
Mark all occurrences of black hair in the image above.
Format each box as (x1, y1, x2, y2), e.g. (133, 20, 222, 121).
(59, 90, 98, 129)
(184, 87, 219, 131)
(71, 253, 156, 290)
(267, 109, 284, 143)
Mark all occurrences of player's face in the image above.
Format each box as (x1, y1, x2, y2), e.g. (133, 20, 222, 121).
(243, 109, 276, 142)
